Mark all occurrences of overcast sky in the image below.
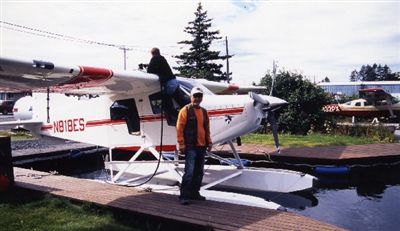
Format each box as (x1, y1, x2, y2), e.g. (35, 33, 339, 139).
(1, 0, 399, 85)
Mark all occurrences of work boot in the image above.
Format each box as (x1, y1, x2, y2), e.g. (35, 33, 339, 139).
(179, 198, 190, 205)
(191, 193, 206, 201)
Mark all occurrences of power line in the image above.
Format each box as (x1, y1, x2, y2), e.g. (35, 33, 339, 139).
(1, 20, 229, 68)
(0, 21, 178, 57)
(0, 20, 122, 48)
(0, 21, 156, 69)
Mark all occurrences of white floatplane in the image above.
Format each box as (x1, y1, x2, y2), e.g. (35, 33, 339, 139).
(0, 56, 317, 210)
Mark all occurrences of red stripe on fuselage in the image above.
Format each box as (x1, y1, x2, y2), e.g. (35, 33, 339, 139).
(116, 145, 176, 152)
(40, 107, 245, 130)
(41, 125, 53, 131)
(86, 119, 125, 127)
(208, 107, 244, 116)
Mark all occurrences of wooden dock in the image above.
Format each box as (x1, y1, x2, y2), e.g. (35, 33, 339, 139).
(215, 143, 400, 165)
(13, 167, 343, 231)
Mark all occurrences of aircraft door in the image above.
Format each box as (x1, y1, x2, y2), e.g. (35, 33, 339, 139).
(110, 98, 140, 134)
(148, 88, 190, 126)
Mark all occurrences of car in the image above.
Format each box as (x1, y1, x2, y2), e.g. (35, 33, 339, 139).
(0, 100, 15, 115)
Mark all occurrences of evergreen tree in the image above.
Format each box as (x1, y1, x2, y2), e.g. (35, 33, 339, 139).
(376, 64, 385, 81)
(350, 70, 359, 82)
(350, 64, 399, 81)
(174, 2, 225, 81)
(323, 76, 330, 82)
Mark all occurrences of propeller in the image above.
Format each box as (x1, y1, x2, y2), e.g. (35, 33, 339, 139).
(249, 61, 284, 154)
(269, 61, 280, 153)
(249, 92, 286, 154)
(267, 110, 280, 153)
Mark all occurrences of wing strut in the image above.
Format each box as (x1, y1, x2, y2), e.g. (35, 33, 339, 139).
(386, 95, 396, 119)
(46, 87, 50, 123)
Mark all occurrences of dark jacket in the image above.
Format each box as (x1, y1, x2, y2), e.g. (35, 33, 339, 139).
(147, 55, 175, 85)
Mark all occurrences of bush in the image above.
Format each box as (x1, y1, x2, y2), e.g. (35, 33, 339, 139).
(332, 125, 395, 143)
(258, 71, 332, 135)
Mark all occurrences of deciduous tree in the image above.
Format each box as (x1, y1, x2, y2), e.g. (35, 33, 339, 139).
(259, 71, 332, 135)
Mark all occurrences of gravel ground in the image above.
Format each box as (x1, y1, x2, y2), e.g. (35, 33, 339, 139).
(11, 139, 82, 151)
(1, 115, 82, 151)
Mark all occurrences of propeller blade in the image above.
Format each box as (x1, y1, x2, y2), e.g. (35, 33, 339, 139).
(268, 111, 280, 154)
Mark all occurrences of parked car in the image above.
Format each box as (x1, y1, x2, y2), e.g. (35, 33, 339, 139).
(0, 100, 15, 115)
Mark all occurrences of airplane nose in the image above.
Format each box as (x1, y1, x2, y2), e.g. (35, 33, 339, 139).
(267, 97, 288, 110)
(249, 92, 287, 110)
(248, 92, 286, 154)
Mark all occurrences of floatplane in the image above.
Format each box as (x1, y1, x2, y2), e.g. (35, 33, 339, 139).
(0, 56, 317, 210)
(323, 88, 400, 123)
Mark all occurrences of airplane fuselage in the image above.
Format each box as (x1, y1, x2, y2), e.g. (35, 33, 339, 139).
(14, 90, 272, 152)
(323, 99, 400, 118)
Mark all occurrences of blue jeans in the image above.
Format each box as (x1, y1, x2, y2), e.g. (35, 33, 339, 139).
(164, 78, 178, 96)
(180, 147, 206, 199)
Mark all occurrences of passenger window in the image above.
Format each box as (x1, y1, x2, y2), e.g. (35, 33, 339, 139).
(149, 92, 163, 114)
(110, 98, 140, 133)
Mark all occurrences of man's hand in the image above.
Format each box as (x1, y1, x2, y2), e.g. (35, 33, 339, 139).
(179, 144, 185, 154)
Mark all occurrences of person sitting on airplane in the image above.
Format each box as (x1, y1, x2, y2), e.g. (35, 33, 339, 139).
(147, 48, 184, 122)
(176, 87, 213, 205)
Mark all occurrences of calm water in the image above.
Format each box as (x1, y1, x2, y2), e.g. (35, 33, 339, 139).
(297, 186, 400, 231)
(294, 163, 400, 231)
(20, 154, 400, 231)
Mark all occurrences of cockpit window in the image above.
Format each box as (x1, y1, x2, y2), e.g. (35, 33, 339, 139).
(364, 101, 372, 106)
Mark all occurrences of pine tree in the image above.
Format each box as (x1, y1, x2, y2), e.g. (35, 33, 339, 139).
(352, 64, 399, 81)
(323, 76, 330, 82)
(174, 2, 225, 81)
(350, 70, 359, 82)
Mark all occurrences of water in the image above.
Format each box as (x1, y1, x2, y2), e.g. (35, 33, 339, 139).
(19, 154, 400, 231)
(292, 163, 400, 231)
(297, 186, 400, 231)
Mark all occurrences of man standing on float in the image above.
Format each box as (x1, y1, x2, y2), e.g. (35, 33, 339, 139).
(176, 87, 212, 205)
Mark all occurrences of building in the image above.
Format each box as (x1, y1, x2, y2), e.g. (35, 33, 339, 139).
(0, 89, 31, 102)
(317, 81, 400, 96)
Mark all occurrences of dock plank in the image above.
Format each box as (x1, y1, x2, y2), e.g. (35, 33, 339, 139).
(215, 143, 400, 164)
(13, 167, 343, 231)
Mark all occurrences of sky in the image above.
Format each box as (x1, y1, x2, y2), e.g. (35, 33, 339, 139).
(1, 0, 399, 85)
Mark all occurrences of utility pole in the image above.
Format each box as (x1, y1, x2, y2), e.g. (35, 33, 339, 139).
(119, 46, 132, 70)
(224, 36, 233, 83)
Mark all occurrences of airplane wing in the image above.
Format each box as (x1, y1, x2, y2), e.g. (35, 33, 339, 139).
(359, 88, 393, 103)
(0, 56, 160, 95)
(195, 78, 267, 94)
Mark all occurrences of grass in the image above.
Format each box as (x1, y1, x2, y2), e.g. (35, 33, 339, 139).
(241, 133, 380, 148)
(0, 195, 140, 231)
(0, 130, 35, 141)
